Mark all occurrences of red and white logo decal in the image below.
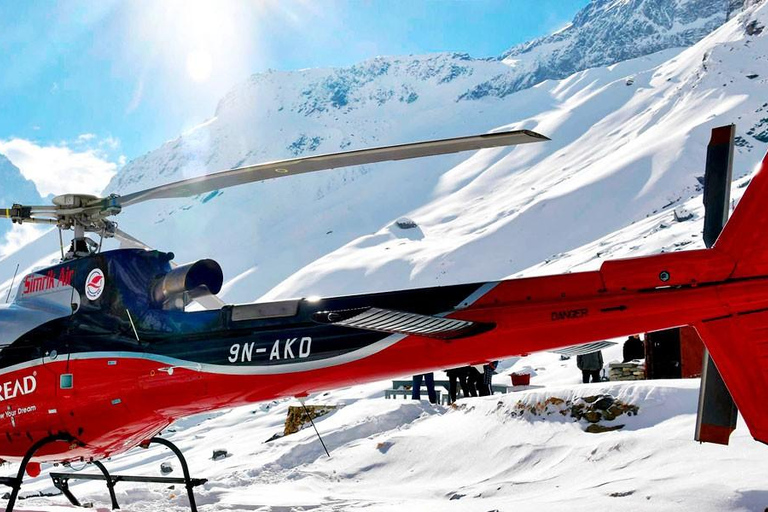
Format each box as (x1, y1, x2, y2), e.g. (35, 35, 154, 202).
(85, 268, 105, 301)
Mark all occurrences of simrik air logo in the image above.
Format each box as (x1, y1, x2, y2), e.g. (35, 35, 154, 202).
(22, 267, 74, 296)
(85, 268, 106, 301)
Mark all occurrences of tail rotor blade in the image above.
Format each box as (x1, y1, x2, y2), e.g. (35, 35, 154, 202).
(702, 125, 735, 247)
(696, 124, 739, 445)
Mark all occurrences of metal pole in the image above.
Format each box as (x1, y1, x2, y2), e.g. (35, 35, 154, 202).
(58, 227, 65, 260)
(300, 400, 331, 458)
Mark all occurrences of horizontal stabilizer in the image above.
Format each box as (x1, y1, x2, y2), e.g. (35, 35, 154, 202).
(550, 341, 616, 357)
(313, 307, 494, 340)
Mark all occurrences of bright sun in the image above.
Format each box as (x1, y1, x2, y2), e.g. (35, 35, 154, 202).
(139, 0, 240, 84)
(186, 49, 213, 82)
(128, 0, 308, 96)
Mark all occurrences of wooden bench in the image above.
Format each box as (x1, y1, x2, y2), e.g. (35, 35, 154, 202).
(386, 379, 512, 403)
(385, 387, 442, 402)
(384, 388, 411, 399)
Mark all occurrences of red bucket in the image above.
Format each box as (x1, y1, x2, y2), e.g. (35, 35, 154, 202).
(511, 373, 530, 386)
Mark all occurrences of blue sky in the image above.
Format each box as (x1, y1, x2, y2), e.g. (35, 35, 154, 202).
(0, 0, 589, 197)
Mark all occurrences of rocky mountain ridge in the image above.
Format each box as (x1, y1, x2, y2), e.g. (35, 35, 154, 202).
(470, 0, 741, 100)
(0, 154, 43, 241)
(106, 0, 739, 197)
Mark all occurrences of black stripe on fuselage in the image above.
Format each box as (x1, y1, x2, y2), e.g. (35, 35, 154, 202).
(0, 281, 489, 370)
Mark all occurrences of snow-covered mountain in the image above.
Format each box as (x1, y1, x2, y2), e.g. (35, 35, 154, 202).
(0, 154, 40, 202)
(2, 2, 765, 307)
(0, 154, 43, 233)
(1, 1, 766, 302)
(266, 2, 768, 300)
(73, 0, 763, 308)
(479, 0, 741, 101)
(109, 0, 737, 193)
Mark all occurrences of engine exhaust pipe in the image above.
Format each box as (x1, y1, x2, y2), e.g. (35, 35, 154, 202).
(153, 259, 223, 308)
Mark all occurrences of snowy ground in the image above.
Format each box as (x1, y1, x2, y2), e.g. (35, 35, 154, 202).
(3, 342, 767, 512)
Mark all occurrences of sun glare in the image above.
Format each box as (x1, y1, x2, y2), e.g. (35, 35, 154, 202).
(123, 0, 319, 114)
(187, 49, 213, 82)
(176, 1, 230, 83)
(134, 0, 246, 85)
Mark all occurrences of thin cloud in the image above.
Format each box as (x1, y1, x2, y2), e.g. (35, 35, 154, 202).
(100, 135, 120, 150)
(0, 138, 118, 197)
(0, 224, 49, 259)
(127, 78, 144, 113)
(77, 133, 97, 142)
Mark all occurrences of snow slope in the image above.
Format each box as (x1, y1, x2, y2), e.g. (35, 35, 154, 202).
(2, 1, 762, 305)
(5, 372, 768, 512)
(263, 3, 768, 300)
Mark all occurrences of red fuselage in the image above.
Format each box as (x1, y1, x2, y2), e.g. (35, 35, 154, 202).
(1, 247, 765, 463)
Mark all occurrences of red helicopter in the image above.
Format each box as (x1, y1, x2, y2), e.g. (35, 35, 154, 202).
(0, 126, 764, 511)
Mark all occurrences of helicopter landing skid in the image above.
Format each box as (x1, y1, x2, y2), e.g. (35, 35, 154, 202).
(0, 433, 76, 512)
(49, 436, 207, 511)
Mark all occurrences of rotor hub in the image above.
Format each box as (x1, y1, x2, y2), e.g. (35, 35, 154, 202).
(51, 194, 100, 208)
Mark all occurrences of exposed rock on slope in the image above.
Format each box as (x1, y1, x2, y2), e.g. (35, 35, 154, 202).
(0, 154, 44, 240)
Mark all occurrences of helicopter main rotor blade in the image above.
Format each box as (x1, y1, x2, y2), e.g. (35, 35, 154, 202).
(0, 208, 59, 226)
(2, 205, 60, 222)
(116, 130, 548, 208)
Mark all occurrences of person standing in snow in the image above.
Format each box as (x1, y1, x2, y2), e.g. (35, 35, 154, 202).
(468, 365, 488, 396)
(483, 361, 499, 396)
(577, 350, 603, 383)
(468, 363, 495, 397)
(445, 366, 472, 403)
(622, 334, 645, 362)
(411, 372, 438, 404)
